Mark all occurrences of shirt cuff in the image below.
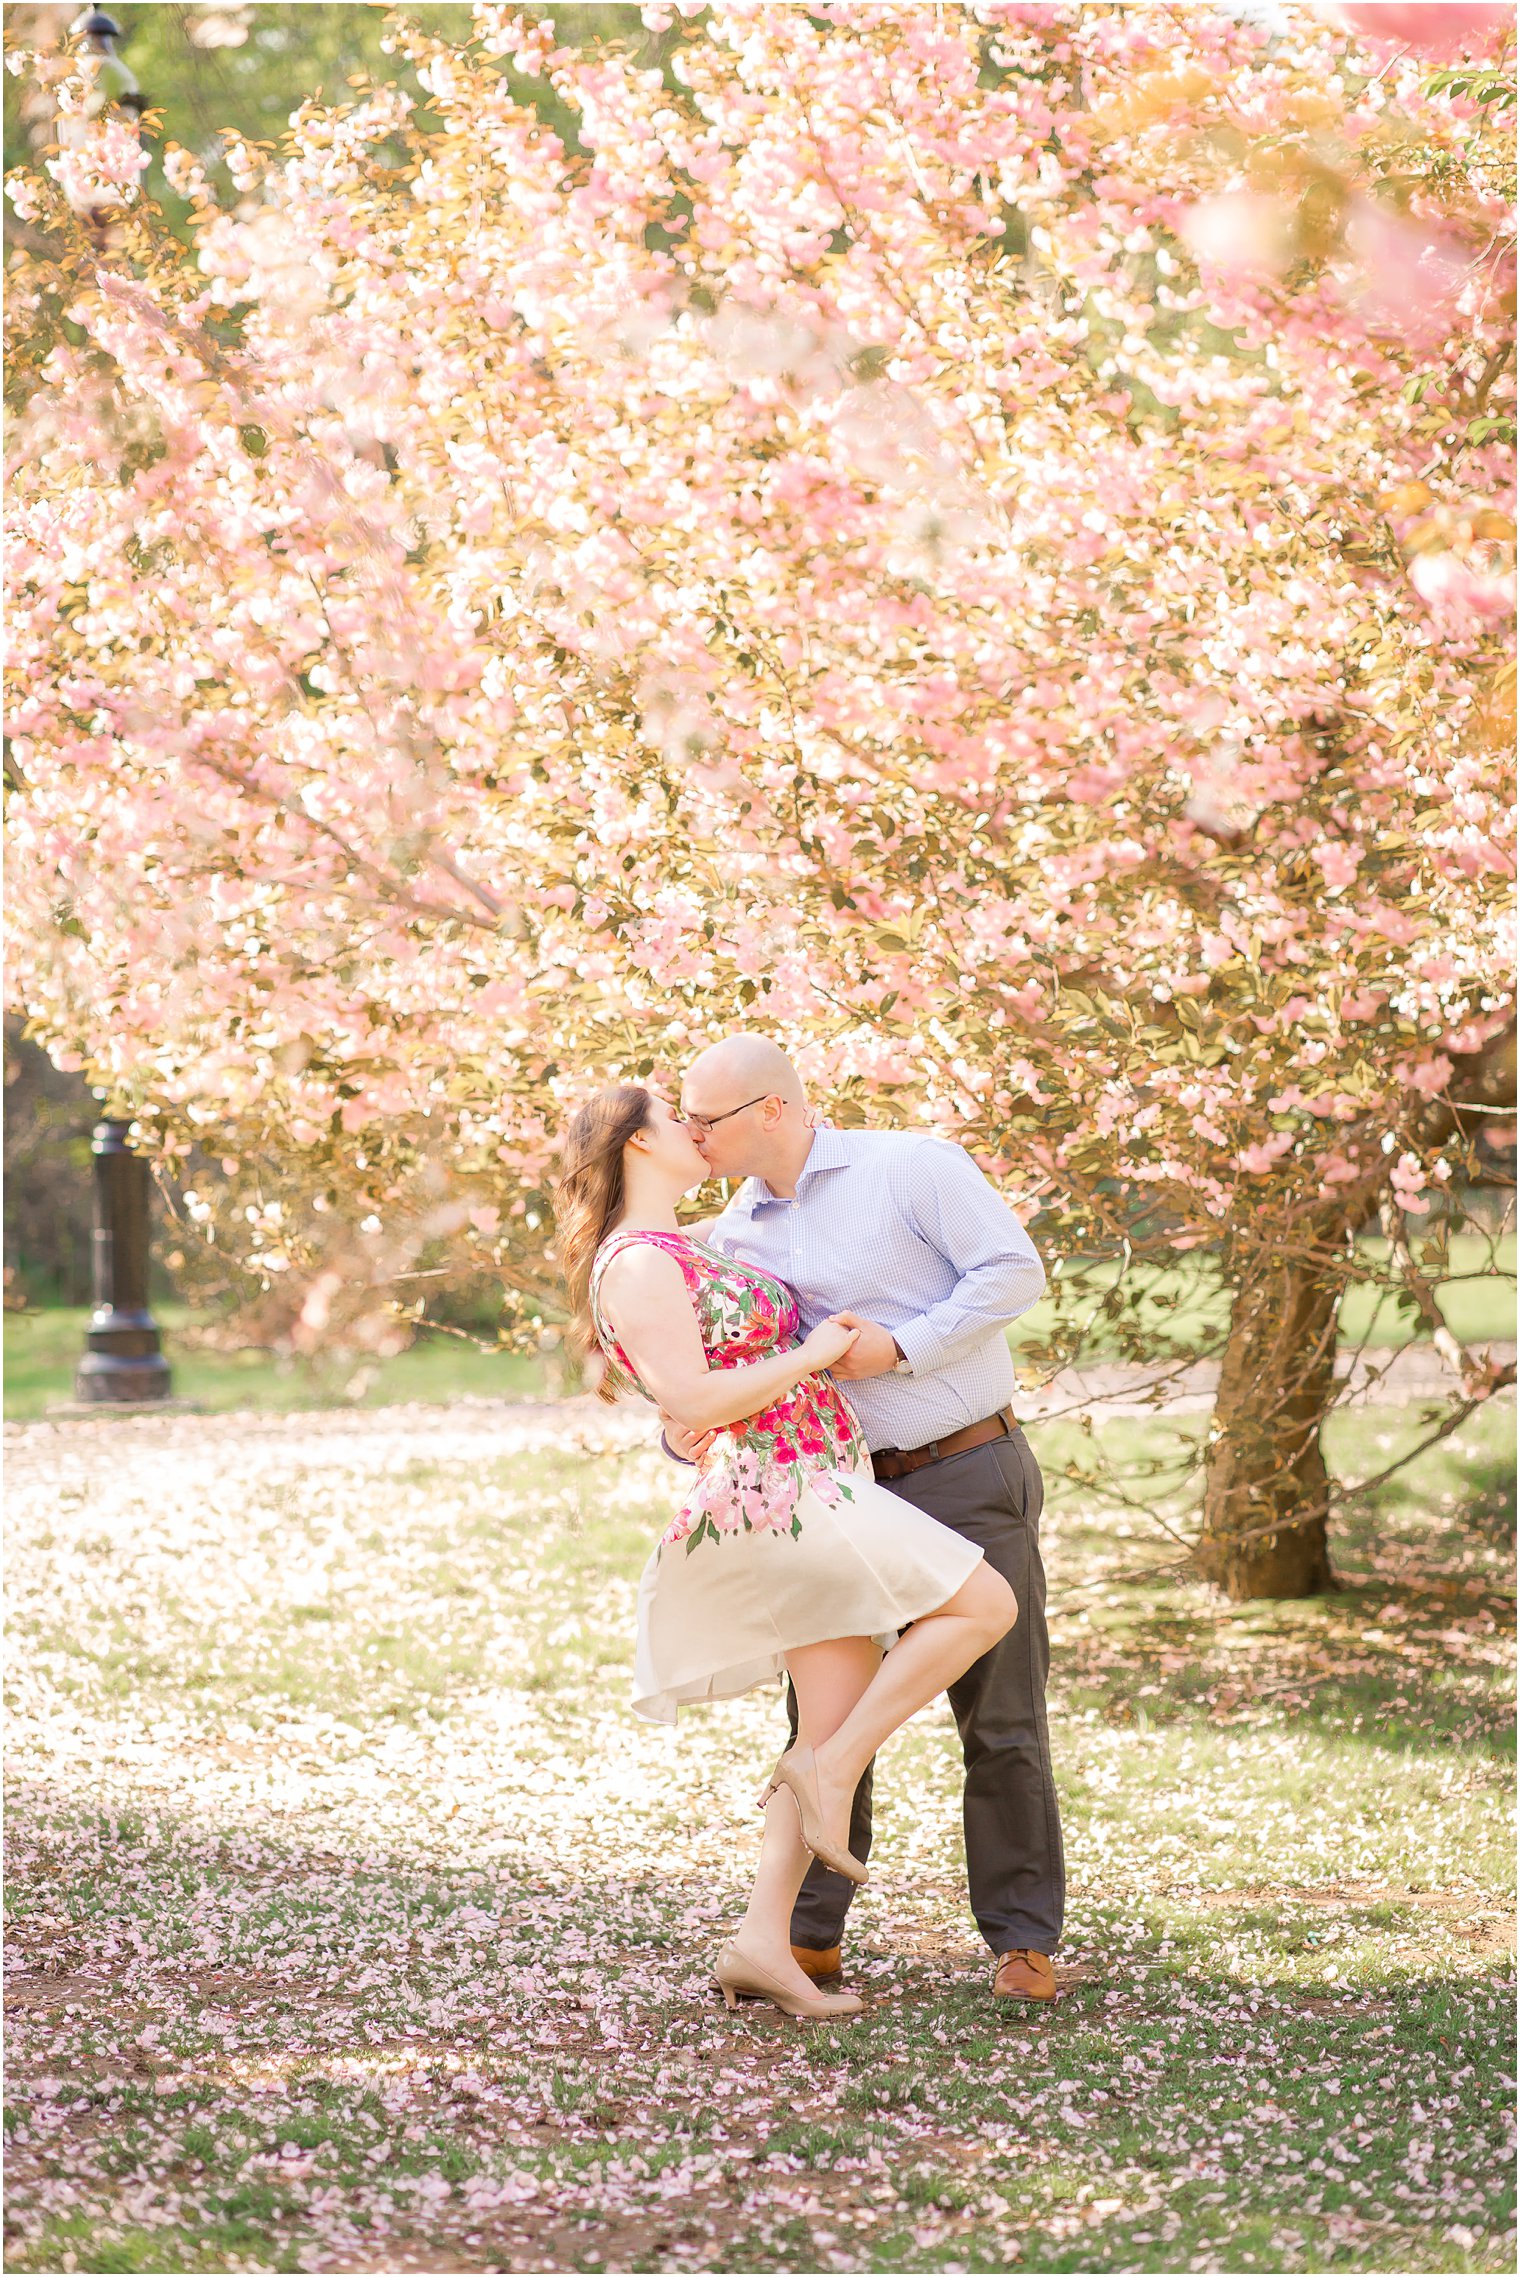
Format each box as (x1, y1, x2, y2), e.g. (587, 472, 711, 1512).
(890, 1316, 946, 1378)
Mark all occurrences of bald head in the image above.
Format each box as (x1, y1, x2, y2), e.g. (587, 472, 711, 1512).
(681, 1033, 814, 1190)
(685, 1034, 803, 1106)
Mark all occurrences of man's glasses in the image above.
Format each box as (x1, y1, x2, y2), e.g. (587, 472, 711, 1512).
(682, 1094, 771, 1138)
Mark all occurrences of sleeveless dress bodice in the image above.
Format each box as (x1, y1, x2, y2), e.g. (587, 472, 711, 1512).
(590, 1227, 871, 1551)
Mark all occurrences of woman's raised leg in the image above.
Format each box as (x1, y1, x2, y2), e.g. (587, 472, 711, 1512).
(785, 1563, 1018, 1870)
(727, 1635, 880, 2000)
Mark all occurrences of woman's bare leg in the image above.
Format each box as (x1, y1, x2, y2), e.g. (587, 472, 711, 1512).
(731, 1635, 881, 1991)
(799, 1564, 1018, 1863)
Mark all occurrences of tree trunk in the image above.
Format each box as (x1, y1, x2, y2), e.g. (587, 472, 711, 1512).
(1196, 1234, 1342, 1600)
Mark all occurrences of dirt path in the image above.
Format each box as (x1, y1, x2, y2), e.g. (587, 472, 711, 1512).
(1018, 1339, 1518, 1419)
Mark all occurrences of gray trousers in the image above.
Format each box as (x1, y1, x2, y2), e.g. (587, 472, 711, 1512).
(787, 1426, 1064, 1957)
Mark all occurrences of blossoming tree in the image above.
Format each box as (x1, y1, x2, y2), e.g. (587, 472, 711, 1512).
(6, 0, 1514, 1595)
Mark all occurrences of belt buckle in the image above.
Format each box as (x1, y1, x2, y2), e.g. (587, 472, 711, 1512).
(923, 1441, 940, 1462)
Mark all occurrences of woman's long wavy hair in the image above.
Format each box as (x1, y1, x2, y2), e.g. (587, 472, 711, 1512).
(555, 1082, 654, 1401)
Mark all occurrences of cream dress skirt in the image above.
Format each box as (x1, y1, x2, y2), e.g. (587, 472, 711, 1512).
(631, 1468, 983, 1726)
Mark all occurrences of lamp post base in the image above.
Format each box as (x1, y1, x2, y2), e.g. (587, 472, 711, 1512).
(74, 1352, 174, 1403)
(74, 1301, 172, 1404)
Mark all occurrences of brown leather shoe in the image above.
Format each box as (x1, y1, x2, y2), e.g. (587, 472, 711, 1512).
(993, 1948, 1057, 2001)
(792, 1943, 842, 1983)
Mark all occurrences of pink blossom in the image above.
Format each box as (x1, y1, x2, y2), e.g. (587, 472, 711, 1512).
(1410, 548, 1516, 626)
(1178, 193, 1294, 279)
(1389, 1150, 1433, 1214)
(1315, 842, 1362, 893)
(1402, 1054, 1454, 1100)
(1331, 4, 1514, 62)
(1343, 201, 1469, 343)
(1238, 1132, 1295, 1175)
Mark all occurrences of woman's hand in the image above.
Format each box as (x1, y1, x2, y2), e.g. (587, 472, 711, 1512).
(659, 1408, 719, 1465)
(798, 1314, 862, 1373)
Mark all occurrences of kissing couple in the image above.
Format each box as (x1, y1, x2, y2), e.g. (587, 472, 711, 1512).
(557, 1035, 1064, 2021)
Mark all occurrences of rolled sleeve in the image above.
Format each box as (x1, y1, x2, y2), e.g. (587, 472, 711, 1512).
(894, 1140, 1045, 1370)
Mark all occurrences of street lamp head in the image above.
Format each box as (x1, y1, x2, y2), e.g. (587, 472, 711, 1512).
(72, 8, 124, 48)
(69, 6, 145, 117)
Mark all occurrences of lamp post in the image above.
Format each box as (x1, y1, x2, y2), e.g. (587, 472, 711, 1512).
(74, 1119, 172, 1404)
(52, 14, 162, 1401)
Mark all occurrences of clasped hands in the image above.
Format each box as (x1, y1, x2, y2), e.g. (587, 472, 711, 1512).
(659, 1311, 902, 1464)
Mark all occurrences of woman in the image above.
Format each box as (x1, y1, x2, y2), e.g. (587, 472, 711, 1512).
(556, 1083, 1018, 2021)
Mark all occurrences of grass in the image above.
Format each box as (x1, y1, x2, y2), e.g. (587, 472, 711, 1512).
(2, 1303, 547, 1420)
(4, 1394, 1513, 2273)
(5, 1231, 1513, 1420)
(1021, 1231, 1516, 1361)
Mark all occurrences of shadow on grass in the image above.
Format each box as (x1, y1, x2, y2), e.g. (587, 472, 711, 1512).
(1045, 1402, 1515, 1763)
(1359, 1438, 1518, 1547)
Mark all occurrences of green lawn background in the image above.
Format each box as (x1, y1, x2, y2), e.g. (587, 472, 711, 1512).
(5, 1233, 1514, 1421)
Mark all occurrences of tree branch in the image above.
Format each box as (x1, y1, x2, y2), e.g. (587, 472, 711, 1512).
(1378, 1194, 1506, 1398)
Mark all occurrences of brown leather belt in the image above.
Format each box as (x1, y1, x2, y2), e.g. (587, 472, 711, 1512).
(870, 1407, 1017, 1483)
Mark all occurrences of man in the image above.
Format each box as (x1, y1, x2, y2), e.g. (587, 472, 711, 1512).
(671, 1034, 1063, 2004)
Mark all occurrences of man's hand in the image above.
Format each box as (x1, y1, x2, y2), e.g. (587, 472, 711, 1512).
(659, 1409, 718, 1464)
(827, 1315, 903, 1380)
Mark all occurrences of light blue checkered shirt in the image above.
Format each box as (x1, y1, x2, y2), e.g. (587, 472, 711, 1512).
(705, 1126, 1045, 1454)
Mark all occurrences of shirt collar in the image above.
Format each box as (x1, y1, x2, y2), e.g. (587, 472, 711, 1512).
(738, 1124, 852, 1212)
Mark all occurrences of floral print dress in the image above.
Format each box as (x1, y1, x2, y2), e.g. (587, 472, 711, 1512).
(591, 1228, 983, 1725)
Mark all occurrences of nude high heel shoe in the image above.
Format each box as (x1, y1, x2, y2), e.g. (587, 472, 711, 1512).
(758, 1745, 869, 1886)
(714, 1941, 864, 2020)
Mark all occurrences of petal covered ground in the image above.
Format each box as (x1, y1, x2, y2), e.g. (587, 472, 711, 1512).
(4, 1399, 1514, 2274)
